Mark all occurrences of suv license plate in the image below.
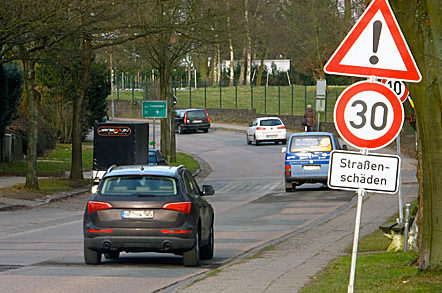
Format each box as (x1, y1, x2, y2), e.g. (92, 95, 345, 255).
(122, 210, 154, 219)
(193, 120, 202, 123)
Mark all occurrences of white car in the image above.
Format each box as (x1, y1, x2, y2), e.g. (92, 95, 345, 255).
(246, 117, 287, 145)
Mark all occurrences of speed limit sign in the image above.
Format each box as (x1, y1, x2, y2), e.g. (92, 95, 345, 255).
(380, 79, 409, 103)
(334, 81, 404, 150)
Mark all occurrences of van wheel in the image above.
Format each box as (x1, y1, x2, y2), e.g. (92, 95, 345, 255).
(183, 230, 200, 267)
(285, 184, 296, 192)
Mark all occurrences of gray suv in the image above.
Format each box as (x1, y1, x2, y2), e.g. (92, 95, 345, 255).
(83, 165, 215, 266)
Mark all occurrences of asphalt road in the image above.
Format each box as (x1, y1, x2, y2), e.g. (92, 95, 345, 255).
(0, 128, 354, 293)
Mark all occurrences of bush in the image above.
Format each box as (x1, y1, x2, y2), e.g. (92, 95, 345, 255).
(8, 116, 56, 157)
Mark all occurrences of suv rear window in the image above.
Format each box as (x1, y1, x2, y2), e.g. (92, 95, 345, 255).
(260, 119, 282, 126)
(290, 136, 332, 152)
(101, 176, 177, 196)
(187, 110, 206, 119)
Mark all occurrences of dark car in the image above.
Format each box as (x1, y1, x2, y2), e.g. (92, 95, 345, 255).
(148, 149, 168, 165)
(83, 165, 215, 267)
(175, 109, 211, 134)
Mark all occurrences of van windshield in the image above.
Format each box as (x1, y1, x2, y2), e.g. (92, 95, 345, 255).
(290, 136, 332, 152)
(100, 176, 177, 196)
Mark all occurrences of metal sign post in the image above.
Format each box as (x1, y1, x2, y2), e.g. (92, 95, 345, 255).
(316, 79, 326, 131)
(348, 187, 366, 293)
(347, 148, 368, 293)
(152, 118, 156, 149)
(396, 135, 403, 222)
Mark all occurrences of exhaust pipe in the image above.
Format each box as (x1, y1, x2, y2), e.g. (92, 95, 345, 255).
(163, 241, 172, 251)
(103, 241, 111, 250)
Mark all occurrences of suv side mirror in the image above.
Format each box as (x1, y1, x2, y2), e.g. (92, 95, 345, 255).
(201, 185, 215, 196)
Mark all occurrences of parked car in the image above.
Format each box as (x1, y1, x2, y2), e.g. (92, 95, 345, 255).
(175, 109, 211, 134)
(83, 165, 215, 267)
(282, 132, 346, 192)
(246, 117, 287, 145)
(148, 149, 168, 165)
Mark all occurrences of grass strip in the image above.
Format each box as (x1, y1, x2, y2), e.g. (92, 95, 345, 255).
(0, 178, 92, 200)
(0, 143, 93, 176)
(301, 202, 441, 292)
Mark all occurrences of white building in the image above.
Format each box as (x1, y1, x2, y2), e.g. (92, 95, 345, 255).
(222, 59, 291, 73)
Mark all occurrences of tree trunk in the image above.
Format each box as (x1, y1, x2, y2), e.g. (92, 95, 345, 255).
(345, 0, 352, 27)
(216, 44, 221, 85)
(244, 0, 252, 85)
(70, 38, 92, 180)
(211, 52, 218, 86)
(228, 38, 235, 86)
(257, 44, 267, 86)
(198, 55, 208, 83)
(239, 45, 246, 85)
(227, 2, 235, 87)
(391, 0, 442, 269)
(22, 58, 39, 189)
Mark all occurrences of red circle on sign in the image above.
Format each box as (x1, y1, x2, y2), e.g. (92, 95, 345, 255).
(381, 79, 409, 103)
(334, 81, 404, 150)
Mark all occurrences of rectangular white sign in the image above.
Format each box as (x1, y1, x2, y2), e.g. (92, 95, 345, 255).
(328, 150, 400, 194)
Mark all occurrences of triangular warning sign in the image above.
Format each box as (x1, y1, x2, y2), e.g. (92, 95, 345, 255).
(324, 0, 421, 82)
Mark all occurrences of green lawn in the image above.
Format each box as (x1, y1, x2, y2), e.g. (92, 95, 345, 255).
(300, 205, 441, 293)
(0, 142, 93, 176)
(173, 152, 200, 174)
(107, 85, 346, 122)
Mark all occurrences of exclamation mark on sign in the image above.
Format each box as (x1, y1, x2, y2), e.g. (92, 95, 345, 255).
(369, 20, 382, 65)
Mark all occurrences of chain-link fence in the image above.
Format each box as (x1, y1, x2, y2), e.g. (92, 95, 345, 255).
(109, 76, 346, 122)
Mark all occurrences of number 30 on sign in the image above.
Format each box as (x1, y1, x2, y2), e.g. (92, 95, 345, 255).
(334, 81, 404, 150)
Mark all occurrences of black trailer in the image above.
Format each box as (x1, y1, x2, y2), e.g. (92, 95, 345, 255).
(93, 122, 149, 182)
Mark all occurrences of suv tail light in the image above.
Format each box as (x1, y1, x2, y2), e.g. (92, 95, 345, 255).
(256, 127, 265, 130)
(87, 201, 113, 214)
(285, 165, 291, 176)
(162, 202, 191, 215)
(184, 112, 188, 124)
(278, 126, 286, 129)
(205, 110, 211, 123)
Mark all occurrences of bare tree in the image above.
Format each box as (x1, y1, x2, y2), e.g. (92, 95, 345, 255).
(129, 0, 228, 162)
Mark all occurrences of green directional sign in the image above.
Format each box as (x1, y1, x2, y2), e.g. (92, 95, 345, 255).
(142, 101, 167, 118)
